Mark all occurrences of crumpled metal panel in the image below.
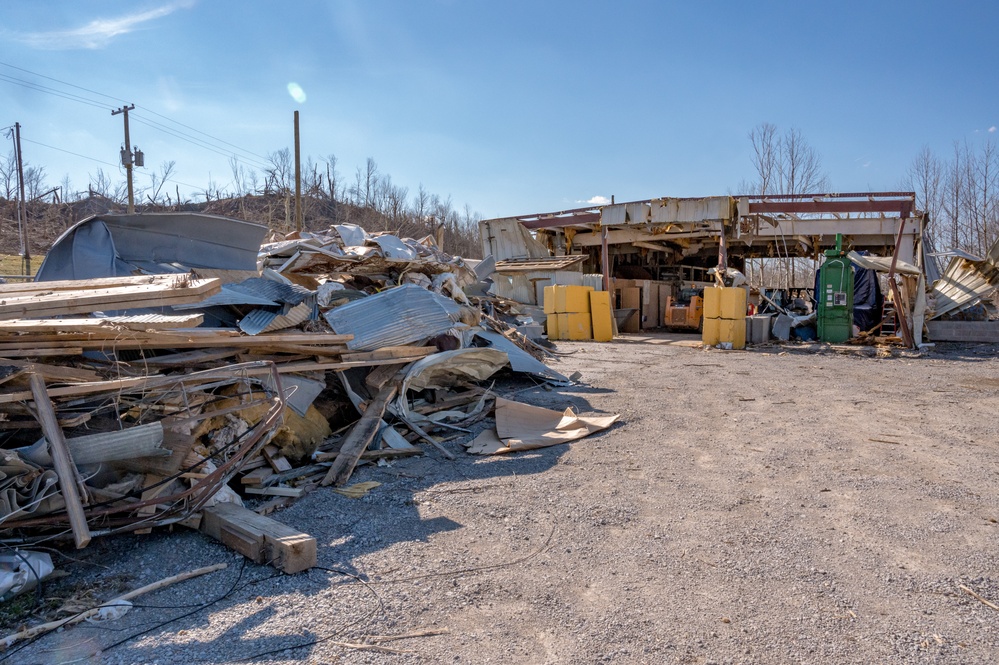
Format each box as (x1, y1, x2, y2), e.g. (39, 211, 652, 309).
(36, 213, 267, 282)
(473, 330, 568, 383)
(238, 301, 314, 335)
(334, 224, 369, 247)
(371, 235, 418, 260)
(323, 284, 457, 351)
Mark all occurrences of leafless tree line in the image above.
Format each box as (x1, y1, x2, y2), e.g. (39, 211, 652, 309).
(901, 139, 999, 258)
(742, 122, 830, 288)
(0, 150, 484, 259)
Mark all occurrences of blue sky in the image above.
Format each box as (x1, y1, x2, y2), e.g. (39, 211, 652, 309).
(1, 1, 997, 219)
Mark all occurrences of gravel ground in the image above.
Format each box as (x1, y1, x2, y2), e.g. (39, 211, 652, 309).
(6, 333, 999, 664)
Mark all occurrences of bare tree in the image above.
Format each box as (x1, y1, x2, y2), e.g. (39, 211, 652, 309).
(264, 148, 293, 194)
(748, 122, 778, 195)
(0, 150, 16, 200)
(746, 123, 830, 287)
(902, 146, 944, 247)
(147, 161, 176, 205)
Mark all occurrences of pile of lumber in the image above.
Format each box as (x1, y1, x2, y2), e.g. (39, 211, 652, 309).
(0, 220, 569, 579)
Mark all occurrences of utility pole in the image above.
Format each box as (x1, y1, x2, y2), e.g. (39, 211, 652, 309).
(294, 110, 302, 232)
(13, 122, 29, 275)
(112, 104, 136, 213)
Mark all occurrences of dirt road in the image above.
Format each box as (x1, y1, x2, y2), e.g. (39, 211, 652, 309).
(8, 334, 999, 664)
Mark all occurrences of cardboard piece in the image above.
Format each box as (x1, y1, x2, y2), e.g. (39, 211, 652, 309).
(466, 397, 620, 455)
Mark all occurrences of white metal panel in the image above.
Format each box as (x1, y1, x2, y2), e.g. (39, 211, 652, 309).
(478, 218, 550, 261)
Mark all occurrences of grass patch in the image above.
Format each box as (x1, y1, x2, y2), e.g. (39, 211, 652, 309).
(0, 254, 42, 278)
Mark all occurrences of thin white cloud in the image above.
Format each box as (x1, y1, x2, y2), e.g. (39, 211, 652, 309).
(990, 126, 997, 133)
(13, 1, 194, 50)
(581, 195, 611, 205)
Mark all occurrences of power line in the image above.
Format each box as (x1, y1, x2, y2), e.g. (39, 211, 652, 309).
(21, 137, 204, 191)
(136, 106, 270, 162)
(0, 62, 276, 173)
(0, 60, 126, 104)
(129, 114, 270, 170)
(0, 73, 108, 111)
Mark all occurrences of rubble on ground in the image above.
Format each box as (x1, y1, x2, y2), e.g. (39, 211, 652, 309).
(0, 215, 616, 580)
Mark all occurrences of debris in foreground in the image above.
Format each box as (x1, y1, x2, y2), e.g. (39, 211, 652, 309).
(0, 215, 605, 577)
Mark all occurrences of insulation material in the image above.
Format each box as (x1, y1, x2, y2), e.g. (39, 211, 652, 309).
(466, 397, 620, 455)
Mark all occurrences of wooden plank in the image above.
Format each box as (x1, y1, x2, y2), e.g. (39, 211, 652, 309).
(262, 445, 293, 473)
(0, 274, 187, 295)
(0, 358, 409, 405)
(138, 348, 242, 367)
(244, 486, 304, 498)
(0, 347, 84, 358)
(365, 363, 408, 392)
(0, 279, 222, 320)
(27, 373, 91, 549)
(200, 502, 316, 574)
(0, 358, 101, 383)
(0, 337, 350, 352)
(134, 474, 168, 535)
(0, 314, 205, 333)
(240, 467, 274, 486)
(341, 346, 435, 363)
(321, 383, 398, 487)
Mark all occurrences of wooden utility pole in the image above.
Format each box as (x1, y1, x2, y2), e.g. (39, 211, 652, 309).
(12, 122, 29, 275)
(294, 110, 302, 232)
(111, 104, 136, 213)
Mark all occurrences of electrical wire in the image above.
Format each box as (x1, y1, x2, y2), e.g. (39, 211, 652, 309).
(0, 73, 109, 111)
(20, 137, 212, 194)
(0, 60, 127, 105)
(0, 62, 273, 174)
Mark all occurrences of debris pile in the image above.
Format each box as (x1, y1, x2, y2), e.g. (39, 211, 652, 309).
(0, 216, 614, 571)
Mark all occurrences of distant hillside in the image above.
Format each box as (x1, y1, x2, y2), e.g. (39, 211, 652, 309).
(0, 189, 483, 260)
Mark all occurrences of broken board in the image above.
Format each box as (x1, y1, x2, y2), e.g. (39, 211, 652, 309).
(200, 502, 316, 574)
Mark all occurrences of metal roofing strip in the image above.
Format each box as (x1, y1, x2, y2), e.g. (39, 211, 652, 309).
(323, 284, 457, 351)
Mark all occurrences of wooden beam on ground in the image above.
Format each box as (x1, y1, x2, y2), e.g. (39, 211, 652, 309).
(321, 383, 398, 487)
(27, 373, 91, 549)
(200, 502, 316, 573)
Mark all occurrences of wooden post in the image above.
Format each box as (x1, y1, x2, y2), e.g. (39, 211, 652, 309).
(294, 110, 302, 233)
(28, 373, 91, 548)
(887, 214, 915, 348)
(321, 383, 398, 487)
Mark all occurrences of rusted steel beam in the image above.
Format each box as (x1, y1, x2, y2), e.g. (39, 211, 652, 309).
(520, 212, 601, 229)
(747, 200, 913, 216)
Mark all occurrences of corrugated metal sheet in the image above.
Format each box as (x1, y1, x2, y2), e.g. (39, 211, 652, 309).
(478, 218, 551, 261)
(582, 274, 605, 291)
(929, 235, 999, 319)
(239, 301, 314, 335)
(495, 256, 585, 272)
(173, 286, 278, 309)
(323, 284, 457, 351)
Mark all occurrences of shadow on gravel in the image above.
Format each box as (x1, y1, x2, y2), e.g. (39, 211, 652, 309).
(19, 379, 619, 664)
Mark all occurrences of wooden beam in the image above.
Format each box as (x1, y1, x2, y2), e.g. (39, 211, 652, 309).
(200, 502, 316, 574)
(321, 383, 398, 487)
(0, 314, 205, 333)
(0, 278, 222, 320)
(27, 373, 91, 549)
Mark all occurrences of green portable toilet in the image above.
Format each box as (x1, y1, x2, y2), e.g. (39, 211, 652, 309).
(817, 235, 853, 343)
